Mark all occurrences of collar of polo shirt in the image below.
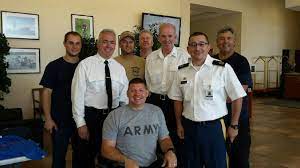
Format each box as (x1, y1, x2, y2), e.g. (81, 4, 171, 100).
(158, 46, 178, 59)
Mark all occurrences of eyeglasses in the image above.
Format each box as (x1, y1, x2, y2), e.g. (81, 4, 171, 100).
(188, 42, 208, 48)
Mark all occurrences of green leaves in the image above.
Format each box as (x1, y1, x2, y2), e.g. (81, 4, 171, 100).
(133, 24, 161, 56)
(79, 37, 97, 60)
(0, 33, 11, 98)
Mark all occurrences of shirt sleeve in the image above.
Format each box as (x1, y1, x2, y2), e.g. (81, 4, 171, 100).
(145, 57, 151, 92)
(102, 111, 118, 140)
(157, 108, 169, 140)
(119, 66, 129, 106)
(224, 64, 247, 101)
(168, 72, 183, 101)
(237, 58, 253, 88)
(39, 62, 56, 89)
(71, 63, 87, 128)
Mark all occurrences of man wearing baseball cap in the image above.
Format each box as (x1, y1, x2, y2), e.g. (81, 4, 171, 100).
(115, 31, 145, 80)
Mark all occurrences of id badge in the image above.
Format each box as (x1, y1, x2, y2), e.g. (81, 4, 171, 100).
(205, 85, 213, 100)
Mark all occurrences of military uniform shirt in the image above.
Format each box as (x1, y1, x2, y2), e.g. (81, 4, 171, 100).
(71, 54, 129, 128)
(145, 47, 190, 95)
(168, 55, 246, 122)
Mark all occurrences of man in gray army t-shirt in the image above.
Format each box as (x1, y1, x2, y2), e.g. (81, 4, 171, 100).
(102, 78, 177, 168)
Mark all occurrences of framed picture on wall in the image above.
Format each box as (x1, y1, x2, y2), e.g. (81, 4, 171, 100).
(5, 48, 40, 74)
(1, 11, 40, 39)
(142, 12, 181, 46)
(71, 14, 94, 39)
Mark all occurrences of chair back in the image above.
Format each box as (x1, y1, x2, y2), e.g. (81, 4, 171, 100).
(32, 88, 43, 119)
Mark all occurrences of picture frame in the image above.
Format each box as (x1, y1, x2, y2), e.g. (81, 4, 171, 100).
(142, 12, 181, 46)
(5, 48, 40, 74)
(1, 11, 39, 40)
(71, 14, 94, 39)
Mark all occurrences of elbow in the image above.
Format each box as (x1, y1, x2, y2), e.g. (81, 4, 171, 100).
(101, 144, 111, 160)
(101, 145, 107, 158)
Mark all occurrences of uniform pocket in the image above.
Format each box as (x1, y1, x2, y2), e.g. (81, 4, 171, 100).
(180, 81, 193, 101)
(149, 71, 161, 85)
(169, 65, 178, 72)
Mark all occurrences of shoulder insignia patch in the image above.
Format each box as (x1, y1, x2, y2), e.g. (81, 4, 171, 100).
(178, 63, 189, 70)
(212, 60, 225, 66)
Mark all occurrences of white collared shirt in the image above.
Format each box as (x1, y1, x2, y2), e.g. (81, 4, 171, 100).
(168, 55, 246, 122)
(72, 54, 129, 128)
(145, 47, 190, 95)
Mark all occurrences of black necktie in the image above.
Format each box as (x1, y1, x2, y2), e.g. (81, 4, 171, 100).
(104, 60, 112, 110)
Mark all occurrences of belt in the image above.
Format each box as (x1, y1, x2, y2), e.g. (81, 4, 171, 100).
(150, 92, 169, 101)
(85, 106, 113, 115)
(184, 117, 220, 126)
(197, 119, 219, 126)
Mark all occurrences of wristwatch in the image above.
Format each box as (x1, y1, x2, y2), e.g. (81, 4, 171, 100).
(166, 147, 175, 154)
(230, 124, 239, 130)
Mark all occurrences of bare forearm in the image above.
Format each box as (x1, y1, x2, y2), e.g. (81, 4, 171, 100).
(159, 137, 174, 153)
(101, 145, 127, 163)
(41, 88, 52, 120)
(231, 97, 243, 125)
(174, 101, 183, 126)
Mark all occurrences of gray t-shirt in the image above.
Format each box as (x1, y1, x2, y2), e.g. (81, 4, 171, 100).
(102, 103, 169, 167)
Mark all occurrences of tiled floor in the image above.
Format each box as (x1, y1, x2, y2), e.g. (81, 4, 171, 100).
(21, 97, 300, 168)
(250, 97, 300, 168)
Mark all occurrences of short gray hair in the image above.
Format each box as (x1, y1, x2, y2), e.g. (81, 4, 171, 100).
(217, 26, 235, 37)
(98, 29, 116, 41)
(159, 23, 176, 35)
(139, 29, 153, 38)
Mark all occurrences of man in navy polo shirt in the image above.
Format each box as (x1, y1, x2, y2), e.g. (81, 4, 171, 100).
(40, 31, 82, 168)
(214, 26, 253, 168)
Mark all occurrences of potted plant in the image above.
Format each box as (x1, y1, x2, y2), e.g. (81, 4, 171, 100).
(0, 33, 11, 109)
(79, 37, 98, 60)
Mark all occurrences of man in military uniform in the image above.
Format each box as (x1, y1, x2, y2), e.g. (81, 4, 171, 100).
(168, 32, 246, 168)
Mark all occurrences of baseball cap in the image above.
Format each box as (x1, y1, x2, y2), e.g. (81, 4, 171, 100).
(119, 31, 135, 42)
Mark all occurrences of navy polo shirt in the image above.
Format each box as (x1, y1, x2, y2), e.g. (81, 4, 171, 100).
(40, 57, 78, 127)
(214, 52, 253, 121)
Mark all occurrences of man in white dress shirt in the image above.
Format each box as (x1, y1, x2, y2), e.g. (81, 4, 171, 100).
(71, 29, 128, 168)
(168, 32, 246, 168)
(145, 23, 190, 166)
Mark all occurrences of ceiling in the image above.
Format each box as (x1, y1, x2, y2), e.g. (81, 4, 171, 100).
(190, 4, 239, 21)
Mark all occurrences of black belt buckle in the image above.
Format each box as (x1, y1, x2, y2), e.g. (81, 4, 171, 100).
(160, 94, 166, 100)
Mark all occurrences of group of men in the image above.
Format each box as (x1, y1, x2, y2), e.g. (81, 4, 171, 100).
(40, 22, 252, 168)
